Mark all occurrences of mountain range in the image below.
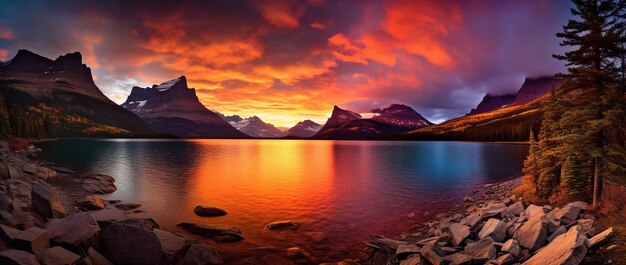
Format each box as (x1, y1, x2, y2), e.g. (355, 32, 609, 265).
(0, 49, 563, 142)
(0, 49, 153, 138)
(121, 76, 247, 138)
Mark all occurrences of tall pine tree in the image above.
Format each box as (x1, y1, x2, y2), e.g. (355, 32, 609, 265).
(526, 0, 626, 205)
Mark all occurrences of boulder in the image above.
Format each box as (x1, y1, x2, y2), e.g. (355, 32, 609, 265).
(496, 253, 515, 265)
(81, 175, 116, 194)
(565, 201, 588, 210)
(5, 211, 34, 230)
(264, 220, 299, 230)
(547, 226, 567, 242)
(522, 225, 589, 265)
(178, 223, 244, 242)
(478, 219, 508, 242)
(31, 181, 67, 219)
(479, 203, 507, 218)
(464, 237, 496, 264)
(40, 246, 80, 265)
(22, 164, 37, 174)
(447, 253, 471, 265)
(45, 212, 100, 250)
(444, 223, 470, 246)
(154, 229, 191, 263)
(286, 247, 316, 264)
(461, 213, 482, 230)
(421, 243, 448, 265)
(0, 191, 13, 211)
(181, 243, 224, 265)
(100, 223, 162, 265)
(524, 205, 544, 218)
(36, 167, 57, 180)
(513, 214, 548, 251)
(551, 206, 581, 224)
(0, 249, 39, 265)
(114, 203, 141, 211)
(0, 225, 49, 256)
(400, 255, 424, 265)
(396, 244, 421, 257)
(86, 248, 113, 265)
(76, 196, 106, 211)
(578, 219, 595, 237)
(589, 227, 615, 248)
(501, 239, 520, 258)
(194, 206, 227, 217)
(503, 202, 525, 217)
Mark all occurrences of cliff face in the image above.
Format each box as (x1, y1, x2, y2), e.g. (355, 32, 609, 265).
(468, 94, 517, 115)
(121, 76, 247, 138)
(0, 50, 153, 138)
(511, 76, 564, 106)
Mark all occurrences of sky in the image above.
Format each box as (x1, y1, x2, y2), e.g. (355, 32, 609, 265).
(0, 0, 573, 126)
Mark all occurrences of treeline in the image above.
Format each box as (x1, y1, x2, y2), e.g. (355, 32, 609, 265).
(519, 0, 626, 206)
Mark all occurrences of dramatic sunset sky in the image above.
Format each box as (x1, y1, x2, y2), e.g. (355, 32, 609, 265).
(0, 0, 572, 126)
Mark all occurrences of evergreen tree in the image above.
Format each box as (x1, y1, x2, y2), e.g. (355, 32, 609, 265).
(527, 0, 626, 205)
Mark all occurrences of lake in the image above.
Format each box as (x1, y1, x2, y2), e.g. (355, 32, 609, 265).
(34, 139, 528, 261)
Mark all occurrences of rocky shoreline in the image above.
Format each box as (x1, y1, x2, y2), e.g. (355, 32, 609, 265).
(354, 178, 618, 265)
(0, 140, 618, 265)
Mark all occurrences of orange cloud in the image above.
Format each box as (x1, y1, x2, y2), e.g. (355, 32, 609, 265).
(0, 49, 9, 60)
(256, 0, 305, 28)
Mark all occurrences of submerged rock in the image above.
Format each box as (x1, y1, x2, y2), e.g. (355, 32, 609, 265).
(181, 243, 224, 265)
(81, 174, 116, 194)
(114, 203, 141, 211)
(178, 222, 244, 242)
(264, 221, 299, 230)
(76, 196, 106, 211)
(194, 206, 227, 217)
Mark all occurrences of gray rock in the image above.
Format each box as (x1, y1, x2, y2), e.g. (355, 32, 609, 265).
(154, 229, 191, 263)
(86, 247, 113, 265)
(464, 237, 496, 264)
(578, 219, 595, 237)
(522, 225, 589, 265)
(565, 201, 588, 210)
(40, 246, 80, 265)
(507, 223, 522, 238)
(76, 196, 106, 211)
(178, 222, 244, 242)
(589, 227, 615, 248)
(480, 203, 507, 218)
(478, 218, 508, 242)
(513, 214, 548, 251)
(400, 254, 424, 265)
(547, 226, 567, 242)
(396, 244, 421, 257)
(45, 212, 100, 250)
(0, 249, 39, 265)
(264, 220, 299, 230)
(461, 213, 482, 230)
(181, 243, 223, 265)
(503, 202, 525, 217)
(501, 239, 520, 257)
(194, 206, 227, 217)
(22, 164, 37, 175)
(444, 223, 470, 246)
(100, 223, 162, 265)
(552, 205, 581, 224)
(31, 181, 67, 219)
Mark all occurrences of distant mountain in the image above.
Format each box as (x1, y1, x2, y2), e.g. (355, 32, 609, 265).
(121, 76, 247, 138)
(511, 76, 564, 105)
(229, 116, 285, 138)
(216, 113, 243, 123)
(468, 94, 516, 115)
(314, 104, 432, 139)
(314, 106, 362, 137)
(0, 49, 153, 138)
(286, 120, 322, 138)
(468, 76, 564, 116)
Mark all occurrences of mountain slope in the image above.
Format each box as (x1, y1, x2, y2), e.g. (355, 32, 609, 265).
(0, 50, 153, 138)
(314, 106, 362, 137)
(400, 95, 548, 141)
(286, 120, 322, 138)
(121, 76, 247, 138)
(229, 116, 285, 138)
(314, 104, 432, 139)
(468, 94, 517, 115)
(511, 76, 564, 106)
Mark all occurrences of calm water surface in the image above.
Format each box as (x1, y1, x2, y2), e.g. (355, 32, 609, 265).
(35, 139, 528, 261)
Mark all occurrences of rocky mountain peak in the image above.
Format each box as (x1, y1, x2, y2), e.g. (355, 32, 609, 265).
(54, 52, 83, 68)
